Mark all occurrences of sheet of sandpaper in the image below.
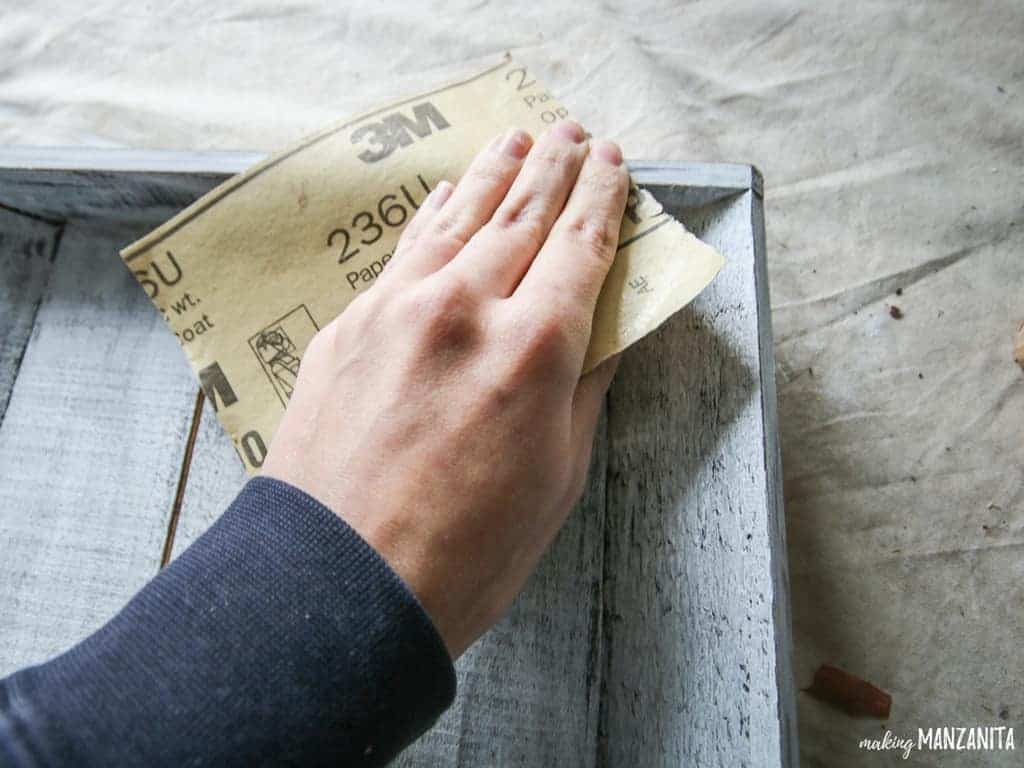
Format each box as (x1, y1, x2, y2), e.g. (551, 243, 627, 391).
(120, 56, 724, 473)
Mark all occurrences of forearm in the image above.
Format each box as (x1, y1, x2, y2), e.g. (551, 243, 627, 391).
(0, 478, 455, 767)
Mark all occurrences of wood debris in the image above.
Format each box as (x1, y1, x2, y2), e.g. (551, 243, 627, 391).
(805, 664, 892, 719)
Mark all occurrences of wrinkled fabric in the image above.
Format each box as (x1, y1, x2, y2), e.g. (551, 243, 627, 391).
(1, 2, 1022, 765)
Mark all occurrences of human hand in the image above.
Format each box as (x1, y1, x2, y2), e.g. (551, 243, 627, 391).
(262, 120, 629, 658)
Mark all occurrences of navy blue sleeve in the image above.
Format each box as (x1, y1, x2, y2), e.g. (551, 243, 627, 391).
(0, 477, 456, 767)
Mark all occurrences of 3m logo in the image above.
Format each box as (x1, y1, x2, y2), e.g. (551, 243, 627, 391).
(351, 102, 451, 163)
(198, 361, 238, 412)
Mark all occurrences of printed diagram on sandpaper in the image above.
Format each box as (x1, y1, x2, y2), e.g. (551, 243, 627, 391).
(248, 305, 319, 407)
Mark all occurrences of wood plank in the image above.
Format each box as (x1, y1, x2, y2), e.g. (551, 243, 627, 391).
(140, 162, 793, 764)
(0, 168, 231, 229)
(0, 147, 260, 225)
(749, 184, 798, 767)
(0, 149, 753, 226)
(0, 146, 752, 193)
(0, 206, 62, 423)
(173, 392, 609, 767)
(600, 188, 795, 767)
(0, 154, 794, 763)
(0, 220, 199, 675)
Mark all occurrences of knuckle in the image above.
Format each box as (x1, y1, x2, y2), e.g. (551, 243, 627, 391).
(411, 218, 470, 265)
(561, 214, 617, 257)
(491, 197, 547, 244)
(537, 142, 572, 169)
(467, 159, 510, 187)
(427, 211, 471, 250)
(406, 276, 480, 350)
(592, 163, 629, 198)
(518, 312, 573, 364)
(414, 275, 472, 318)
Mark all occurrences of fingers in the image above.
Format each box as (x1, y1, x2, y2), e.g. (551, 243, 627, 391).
(390, 129, 533, 281)
(514, 139, 629, 368)
(518, 139, 629, 308)
(391, 179, 454, 251)
(447, 120, 589, 296)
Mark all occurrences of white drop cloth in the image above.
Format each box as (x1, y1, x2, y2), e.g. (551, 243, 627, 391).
(2, 2, 1022, 764)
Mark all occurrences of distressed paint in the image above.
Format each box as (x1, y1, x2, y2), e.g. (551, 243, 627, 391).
(0, 150, 795, 765)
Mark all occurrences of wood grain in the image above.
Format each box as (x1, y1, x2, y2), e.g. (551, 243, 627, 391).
(599, 189, 795, 767)
(0, 148, 754, 227)
(0, 206, 61, 423)
(169, 396, 247, 561)
(0, 220, 198, 675)
(0, 154, 795, 765)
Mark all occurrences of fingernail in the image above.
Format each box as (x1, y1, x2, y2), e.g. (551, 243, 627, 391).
(554, 119, 585, 143)
(499, 128, 532, 158)
(592, 140, 623, 166)
(428, 180, 453, 209)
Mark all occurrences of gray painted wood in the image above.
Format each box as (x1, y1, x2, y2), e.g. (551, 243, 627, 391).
(0, 149, 795, 766)
(0, 149, 257, 225)
(0, 220, 198, 675)
(600, 189, 795, 767)
(749, 185, 797, 768)
(169, 395, 248, 561)
(0, 148, 754, 225)
(0, 207, 61, 423)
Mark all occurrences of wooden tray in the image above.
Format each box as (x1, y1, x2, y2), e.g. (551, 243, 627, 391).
(0, 148, 796, 767)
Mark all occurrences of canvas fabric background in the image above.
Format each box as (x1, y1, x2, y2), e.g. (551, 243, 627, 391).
(2, 1, 1022, 764)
